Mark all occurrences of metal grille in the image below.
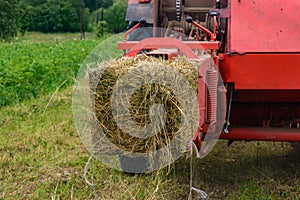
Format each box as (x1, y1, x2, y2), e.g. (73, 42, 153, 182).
(126, 4, 153, 23)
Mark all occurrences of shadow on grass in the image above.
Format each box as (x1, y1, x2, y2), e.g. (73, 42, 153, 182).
(172, 141, 300, 199)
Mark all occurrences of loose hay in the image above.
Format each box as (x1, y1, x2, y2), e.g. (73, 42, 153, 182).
(91, 55, 198, 154)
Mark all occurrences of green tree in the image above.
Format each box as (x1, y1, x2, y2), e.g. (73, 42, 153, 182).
(104, 0, 127, 33)
(21, 0, 47, 6)
(45, 0, 79, 32)
(84, 0, 113, 12)
(0, 0, 19, 40)
(19, 0, 85, 33)
(96, 20, 107, 37)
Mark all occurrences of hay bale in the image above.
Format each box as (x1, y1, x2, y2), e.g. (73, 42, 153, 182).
(93, 55, 198, 154)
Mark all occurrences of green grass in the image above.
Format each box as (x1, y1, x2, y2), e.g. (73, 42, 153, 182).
(184, 141, 300, 199)
(0, 32, 110, 106)
(13, 32, 102, 43)
(1, 88, 299, 199)
(0, 87, 184, 199)
(1, 32, 300, 199)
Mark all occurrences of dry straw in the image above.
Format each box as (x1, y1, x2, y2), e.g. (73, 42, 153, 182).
(91, 55, 198, 155)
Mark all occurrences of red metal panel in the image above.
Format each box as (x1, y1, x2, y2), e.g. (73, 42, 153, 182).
(220, 128, 300, 142)
(118, 41, 220, 50)
(219, 54, 300, 90)
(123, 38, 198, 58)
(231, 90, 300, 102)
(230, 0, 300, 52)
(128, 0, 139, 4)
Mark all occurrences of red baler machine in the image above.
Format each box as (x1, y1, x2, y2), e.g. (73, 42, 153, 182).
(118, 0, 300, 146)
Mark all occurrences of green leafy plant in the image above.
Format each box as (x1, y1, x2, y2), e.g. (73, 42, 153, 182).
(0, 0, 19, 40)
(0, 34, 99, 106)
(96, 20, 107, 37)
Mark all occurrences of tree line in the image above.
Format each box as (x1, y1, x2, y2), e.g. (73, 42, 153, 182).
(0, 0, 128, 40)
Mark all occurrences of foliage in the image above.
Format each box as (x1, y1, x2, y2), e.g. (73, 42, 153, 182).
(19, 0, 88, 33)
(96, 20, 107, 37)
(0, 34, 100, 106)
(0, 0, 19, 40)
(44, 0, 80, 32)
(103, 0, 128, 33)
(0, 0, 128, 37)
(21, 0, 47, 6)
(84, 0, 113, 11)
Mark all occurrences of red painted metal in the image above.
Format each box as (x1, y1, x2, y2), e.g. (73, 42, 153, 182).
(123, 23, 142, 41)
(123, 38, 199, 58)
(219, 0, 300, 142)
(220, 128, 300, 142)
(138, 0, 150, 3)
(229, 102, 300, 128)
(213, 16, 218, 38)
(229, 0, 300, 53)
(198, 60, 208, 128)
(190, 20, 216, 41)
(196, 57, 218, 147)
(118, 40, 220, 51)
(120, 0, 300, 143)
(232, 90, 300, 102)
(219, 54, 300, 90)
(128, 0, 139, 4)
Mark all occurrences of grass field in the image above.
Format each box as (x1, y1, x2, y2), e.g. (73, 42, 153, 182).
(1, 32, 300, 199)
(0, 32, 110, 106)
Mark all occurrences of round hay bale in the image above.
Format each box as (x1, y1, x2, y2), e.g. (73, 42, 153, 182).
(93, 55, 198, 154)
